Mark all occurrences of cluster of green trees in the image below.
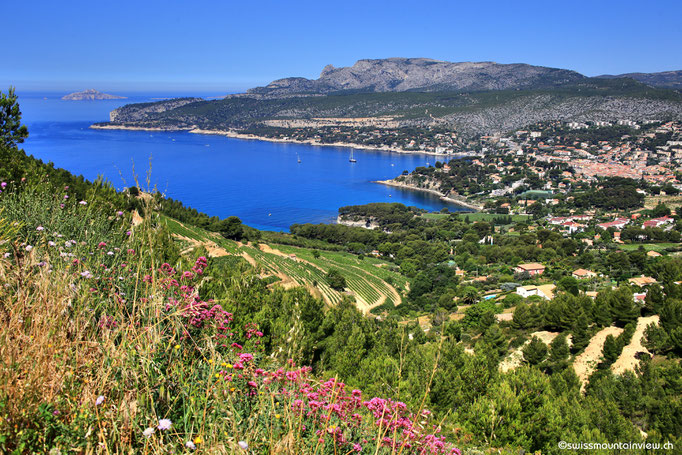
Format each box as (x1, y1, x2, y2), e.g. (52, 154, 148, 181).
(199, 253, 682, 452)
(573, 177, 645, 210)
(337, 202, 419, 227)
(291, 200, 682, 317)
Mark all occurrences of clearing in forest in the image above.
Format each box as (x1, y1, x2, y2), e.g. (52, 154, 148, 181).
(573, 326, 624, 388)
(499, 331, 559, 373)
(612, 315, 660, 375)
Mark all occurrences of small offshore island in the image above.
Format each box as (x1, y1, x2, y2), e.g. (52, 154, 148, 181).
(62, 89, 127, 100)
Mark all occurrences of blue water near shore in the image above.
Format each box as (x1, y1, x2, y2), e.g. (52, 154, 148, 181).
(18, 92, 468, 231)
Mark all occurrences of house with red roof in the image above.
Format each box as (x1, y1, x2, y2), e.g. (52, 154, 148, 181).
(643, 216, 674, 229)
(514, 263, 546, 276)
(597, 218, 629, 230)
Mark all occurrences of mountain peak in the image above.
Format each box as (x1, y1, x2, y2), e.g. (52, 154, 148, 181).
(247, 58, 586, 97)
(320, 64, 336, 77)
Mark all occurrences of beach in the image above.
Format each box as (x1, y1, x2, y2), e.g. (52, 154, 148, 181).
(90, 124, 465, 157)
(374, 179, 482, 211)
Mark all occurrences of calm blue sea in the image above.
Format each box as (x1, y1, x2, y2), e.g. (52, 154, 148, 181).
(18, 91, 467, 231)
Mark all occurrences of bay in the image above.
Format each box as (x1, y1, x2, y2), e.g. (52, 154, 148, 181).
(18, 92, 467, 231)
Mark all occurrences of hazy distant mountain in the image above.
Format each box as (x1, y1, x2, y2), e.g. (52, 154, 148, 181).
(597, 70, 682, 90)
(247, 58, 586, 96)
(62, 89, 127, 100)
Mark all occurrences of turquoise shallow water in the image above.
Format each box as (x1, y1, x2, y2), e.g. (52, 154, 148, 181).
(18, 92, 467, 231)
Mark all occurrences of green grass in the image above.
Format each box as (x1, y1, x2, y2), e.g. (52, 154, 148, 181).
(0, 187, 452, 454)
(618, 243, 679, 252)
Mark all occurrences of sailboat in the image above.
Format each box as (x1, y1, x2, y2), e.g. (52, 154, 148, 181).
(349, 149, 357, 163)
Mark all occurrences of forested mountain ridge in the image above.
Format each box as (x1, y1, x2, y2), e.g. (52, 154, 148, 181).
(598, 69, 682, 90)
(99, 77, 682, 135)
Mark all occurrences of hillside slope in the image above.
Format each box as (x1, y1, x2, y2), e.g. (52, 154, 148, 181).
(161, 215, 406, 313)
(98, 78, 682, 135)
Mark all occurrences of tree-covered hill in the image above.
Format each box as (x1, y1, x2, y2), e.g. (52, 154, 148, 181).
(98, 74, 682, 135)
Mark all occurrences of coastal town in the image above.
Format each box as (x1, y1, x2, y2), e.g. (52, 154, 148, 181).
(379, 119, 682, 202)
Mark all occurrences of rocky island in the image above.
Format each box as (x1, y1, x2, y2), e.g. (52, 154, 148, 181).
(62, 89, 127, 100)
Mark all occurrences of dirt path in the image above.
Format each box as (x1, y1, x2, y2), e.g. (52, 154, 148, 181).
(499, 331, 559, 373)
(349, 291, 373, 314)
(172, 234, 229, 258)
(573, 326, 624, 389)
(268, 272, 297, 290)
(240, 251, 257, 267)
(612, 316, 660, 375)
(204, 240, 229, 257)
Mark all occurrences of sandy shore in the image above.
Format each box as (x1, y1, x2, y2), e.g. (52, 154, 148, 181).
(90, 124, 186, 132)
(375, 179, 482, 211)
(91, 123, 465, 157)
(188, 128, 454, 156)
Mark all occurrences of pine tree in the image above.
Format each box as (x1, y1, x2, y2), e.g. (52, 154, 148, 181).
(668, 327, 682, 354)
(0, 87, 29, 149)
(602, 334, 620, 366)
(644, 283, 664, 315)
(549, 333, 570, 365)
(609, 287, 639, 327)
(511, 301, 532, 331)
(523, 336, 548, 366)
(593, 293, 613, 327)
(483, 324, 508, 358)
(529, 303, 544, 328)
(642, 323, 670, 355)
(571, 311, 591, 353)
(544, 295, 576, 331)
(660, 299, 682, 333)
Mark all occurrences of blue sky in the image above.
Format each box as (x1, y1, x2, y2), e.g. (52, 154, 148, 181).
(5, 0, 681, 93)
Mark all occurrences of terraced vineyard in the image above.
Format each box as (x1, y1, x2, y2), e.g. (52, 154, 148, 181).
(161, 216, 406, 313)
(160, 215, 211, 242)
(233, 242, 406, 312)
